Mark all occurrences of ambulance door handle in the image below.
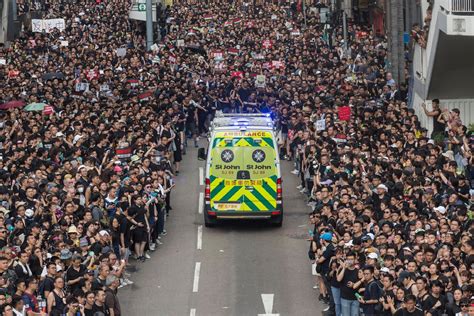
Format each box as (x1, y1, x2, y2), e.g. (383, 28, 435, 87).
(245, 186, 254, 191)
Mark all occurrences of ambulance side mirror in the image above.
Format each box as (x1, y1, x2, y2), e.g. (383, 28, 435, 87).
(197, 148, 207, 161)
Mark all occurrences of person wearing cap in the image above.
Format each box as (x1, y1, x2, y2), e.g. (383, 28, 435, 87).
(316, 231, 336, 315)
(362, 178, 390, 214)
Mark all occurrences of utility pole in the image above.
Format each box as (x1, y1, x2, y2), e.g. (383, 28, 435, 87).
(146, 0, 153, 51)
(387, 0, 405, 85)
(303, 0, 307, 28)
(342, 0, 348, 52)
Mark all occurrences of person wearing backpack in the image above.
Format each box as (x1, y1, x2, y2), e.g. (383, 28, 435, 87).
(358, 265, 382, 316)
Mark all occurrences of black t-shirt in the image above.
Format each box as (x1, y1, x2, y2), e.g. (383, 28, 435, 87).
(119, 215, 131, 248)
(39, 276, 54, 297)
(279, 115, 289, 133)
(185, 104, 196, 123)
(394, 308, 424, 316)
(340, 268, 359, 300)
(320, 243, 335, 275)
(66, 265, 87, 293)
(129, 206, 146, 224)
(92, 303, 110, 316)
(84, 307, 94, 316)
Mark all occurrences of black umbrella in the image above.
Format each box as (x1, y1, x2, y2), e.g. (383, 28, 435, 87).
(185, 45, 207, 57)
(42, 72, 65, 80)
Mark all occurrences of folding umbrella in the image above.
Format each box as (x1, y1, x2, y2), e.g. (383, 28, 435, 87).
(0, 100, 25, 110)
(24, 102, 48, 111)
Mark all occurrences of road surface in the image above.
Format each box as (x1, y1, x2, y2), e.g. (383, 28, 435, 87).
(118, 142, 324, 316)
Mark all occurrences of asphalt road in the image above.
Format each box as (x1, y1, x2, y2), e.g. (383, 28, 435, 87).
(118, 142, 324, 316)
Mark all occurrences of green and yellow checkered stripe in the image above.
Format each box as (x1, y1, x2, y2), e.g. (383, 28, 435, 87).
(210, 175, 278, 211)
(212, 137, 274, 148)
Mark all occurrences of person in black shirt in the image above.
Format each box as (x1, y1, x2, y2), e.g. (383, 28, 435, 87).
(83, 291, 95, 316)
(65, 254, 86, 294)
(92, 289, 110, 316)
(128, 196, 149, 262)
(337, 252, 360, 316)
(39, 262, 56, 299)
(316, 232, 335, 315)
(394, 295, 424, 316)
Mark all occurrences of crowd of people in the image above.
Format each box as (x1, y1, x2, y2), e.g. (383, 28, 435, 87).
(0, 0, 472, 315)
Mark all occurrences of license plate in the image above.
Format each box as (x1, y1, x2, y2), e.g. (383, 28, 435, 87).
(224, 180, 263, 186)
(214, 203, 241, 211)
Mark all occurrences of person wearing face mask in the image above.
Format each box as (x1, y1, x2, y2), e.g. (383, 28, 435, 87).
(75, 184, 86, 207)
(337, 251, 360, 316)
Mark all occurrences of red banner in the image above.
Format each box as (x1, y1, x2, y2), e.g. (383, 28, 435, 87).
(338, 106, 351, 121)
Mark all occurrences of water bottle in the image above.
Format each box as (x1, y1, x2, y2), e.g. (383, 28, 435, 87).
(37, 295, 46, 313)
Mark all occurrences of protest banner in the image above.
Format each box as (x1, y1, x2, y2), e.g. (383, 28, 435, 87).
(262, 40, 272, 49)
(316, 119, 326, 131)
(116, 48, 127, 57)
(255, 75, 266, 88)
(227, 48, 239, 56)
(32, 19, 66, 33)
(338, 106, 351, 121)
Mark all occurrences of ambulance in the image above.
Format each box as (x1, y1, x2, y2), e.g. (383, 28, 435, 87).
(198, 114, 283, 227)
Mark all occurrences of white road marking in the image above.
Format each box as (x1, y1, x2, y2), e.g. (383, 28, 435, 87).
(258, 294, 279, 316)
(197, 225, 203, 250)
(192, 262, 201, 292)
(199, 167, 204, 185)
(198, 193, 204, 214)
(190, 308, 196, 316)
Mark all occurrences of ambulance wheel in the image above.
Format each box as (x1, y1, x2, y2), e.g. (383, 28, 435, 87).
(270, 214, 283, 227)
(204, 211, 217, 227)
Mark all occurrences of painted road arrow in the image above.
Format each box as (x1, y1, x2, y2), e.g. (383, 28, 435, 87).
(258, 293, 280, 316)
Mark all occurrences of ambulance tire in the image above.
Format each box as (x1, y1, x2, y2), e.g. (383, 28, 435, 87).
(204, 211, 217, 227)
(270, 214, 283, 227)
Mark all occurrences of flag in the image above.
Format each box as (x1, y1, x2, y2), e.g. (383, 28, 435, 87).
(224, 20, 232, 27)
(227, 48, 239, 56)
(127, 79, 139, 87)
(203, 14, 214, 20)
(232, 18, 242, 24)
(138, 91, 153, 101)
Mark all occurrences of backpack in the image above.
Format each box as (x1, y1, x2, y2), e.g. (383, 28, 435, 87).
(368, 280, 384, 313)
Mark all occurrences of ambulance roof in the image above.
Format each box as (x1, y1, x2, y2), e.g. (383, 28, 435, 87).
(211, 113, 274, 130)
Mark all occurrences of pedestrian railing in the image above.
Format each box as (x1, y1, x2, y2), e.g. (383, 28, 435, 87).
(449, 0, 474, 13)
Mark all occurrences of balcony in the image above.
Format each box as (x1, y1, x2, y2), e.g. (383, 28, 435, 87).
(411, 0, 474, 133)
(449, 0, 474, 14)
